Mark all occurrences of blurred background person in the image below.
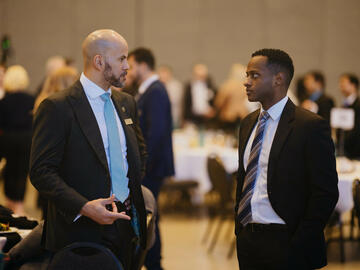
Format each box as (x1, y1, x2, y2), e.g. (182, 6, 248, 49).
(338, 73, 360, 159)
(34, 66, 79, 112)
(0, 64, 5, 100)
(0, 65, 34, 215)
(295, 76, 307, 104)
(213, 64, 250, 133)
(128, 48, 174, 270)
(158, 65, 184, 129)
(301, 70, 334, 122)
(35, 55, 66, 96)
(64, 57, 78, 70)
(183, 64, 217, 126)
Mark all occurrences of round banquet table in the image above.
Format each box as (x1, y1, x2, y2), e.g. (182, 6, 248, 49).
(173, 131, 360, 212)
(336, 159, 360, 216)
(174, 145, 238, 201)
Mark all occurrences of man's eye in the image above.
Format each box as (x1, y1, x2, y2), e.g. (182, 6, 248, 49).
(253, 74, 259, 78)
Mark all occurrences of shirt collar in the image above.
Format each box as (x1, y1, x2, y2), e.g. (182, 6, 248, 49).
(138, 74, 159, 95)
(344, 93, 357, 107)
(80, 73, 112, 99)
(260, 96, 289, 121)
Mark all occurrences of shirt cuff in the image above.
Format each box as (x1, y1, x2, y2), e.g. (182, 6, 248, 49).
(73, 214, 81, 222)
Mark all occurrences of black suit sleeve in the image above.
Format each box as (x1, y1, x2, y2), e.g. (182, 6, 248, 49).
(344, 106, 360, 159)
(317, 96, 334, 123)
(143, 87, 171, 175)
(291, 118, 338, 252)
(30, 99, 88, 223)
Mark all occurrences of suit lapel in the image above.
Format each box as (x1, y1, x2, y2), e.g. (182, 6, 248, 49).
(267, 99, 295, 185)
(67, 81, 109, 172)
(238, 109, 260, 173)
(111, 92, 137, 180)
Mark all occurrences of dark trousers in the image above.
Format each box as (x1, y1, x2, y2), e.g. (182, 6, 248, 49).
(142, 176, 164, 270)
(0, 132, 31, 201)
(101, 220, 137, 270)
(236, 224, 311, 270)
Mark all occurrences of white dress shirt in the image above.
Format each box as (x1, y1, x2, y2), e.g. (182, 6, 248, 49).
(190, 80, 212, 115)
(80, 73, 129, 199)
(343, 93, 357, 107)
(243, 96, 289, 224)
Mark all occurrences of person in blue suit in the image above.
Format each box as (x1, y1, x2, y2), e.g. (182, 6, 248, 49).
(128, 48, 174, 270)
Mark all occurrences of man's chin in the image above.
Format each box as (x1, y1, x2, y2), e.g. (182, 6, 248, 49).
(111, 81, 124, 89)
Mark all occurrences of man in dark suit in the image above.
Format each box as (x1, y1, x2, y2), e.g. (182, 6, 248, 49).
(339, 73, 360, 159)
(301, 71, 334, 123)
(235, 49, 338, 270)
(128, 48, 174, 270)
(30, 29, 148, 270)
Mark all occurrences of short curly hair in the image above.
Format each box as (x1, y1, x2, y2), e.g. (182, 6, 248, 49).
(128, 47, 155, 71)
(252, 48, 294, 87)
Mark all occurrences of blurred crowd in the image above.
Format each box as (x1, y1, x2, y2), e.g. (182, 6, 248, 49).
(0, 53, 359, 218)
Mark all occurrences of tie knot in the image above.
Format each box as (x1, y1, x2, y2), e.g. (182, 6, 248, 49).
(260, 111, 270, 121)
(101, 92, 111, 102)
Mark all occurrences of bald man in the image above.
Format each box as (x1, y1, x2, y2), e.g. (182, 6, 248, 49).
(30, 29, 148, 270)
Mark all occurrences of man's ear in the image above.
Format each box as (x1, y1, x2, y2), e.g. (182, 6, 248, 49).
(274, 72, 285, 87)
(94, 55, 104, 71)
(139, 62, 149, 73)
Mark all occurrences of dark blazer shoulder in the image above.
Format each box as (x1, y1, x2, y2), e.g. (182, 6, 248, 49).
(139, 80, 169, 104)
(294, 103, 329, 127)
(147, 80, 167, 95)
(44, 80, 82, 108)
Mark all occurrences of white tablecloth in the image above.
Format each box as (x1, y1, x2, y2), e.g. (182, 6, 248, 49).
(174, 146, 238, 201)
(172, 129, 360, 212)
(173, 131, 360, 213)
(336, 159, 360, 214)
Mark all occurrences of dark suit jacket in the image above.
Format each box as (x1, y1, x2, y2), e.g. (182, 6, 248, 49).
(235, 99, 338, 269)
(315, 93, 334, 123)
(137, 80, 174, 180)
(344, 97, 360, 159)
(0, 92, 34, 171)
(30, 80, 148, 252)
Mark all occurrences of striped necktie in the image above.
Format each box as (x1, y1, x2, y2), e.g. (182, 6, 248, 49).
(101, 93, 129, 202)
(237, 111, 270, 226)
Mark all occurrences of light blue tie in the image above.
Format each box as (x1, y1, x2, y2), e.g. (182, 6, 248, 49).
(101, 92, 129, 202)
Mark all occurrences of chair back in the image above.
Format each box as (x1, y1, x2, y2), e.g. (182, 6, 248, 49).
(353, 179, 360, 220)
(207, 154, 232, 207)
(47, 242, 123, 270)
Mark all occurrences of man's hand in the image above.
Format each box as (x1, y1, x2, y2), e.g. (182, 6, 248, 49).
(80, 194, 131, 225)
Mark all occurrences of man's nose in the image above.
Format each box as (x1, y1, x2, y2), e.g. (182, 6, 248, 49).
(124, 60, 129, 70)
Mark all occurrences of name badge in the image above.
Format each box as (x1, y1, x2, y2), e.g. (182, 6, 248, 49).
(125, 118, 133, 125)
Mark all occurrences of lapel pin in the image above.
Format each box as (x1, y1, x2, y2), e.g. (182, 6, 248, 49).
(122, 106, 126, 112)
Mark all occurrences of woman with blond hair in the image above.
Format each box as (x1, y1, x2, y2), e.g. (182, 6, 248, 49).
(0, 65, 34, 215)
(34, 66, 78, 112)
(214, 64, 256, 132)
